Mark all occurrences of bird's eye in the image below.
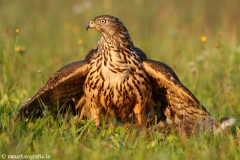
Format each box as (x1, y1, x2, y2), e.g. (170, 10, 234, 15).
(99, 19, 106, 24)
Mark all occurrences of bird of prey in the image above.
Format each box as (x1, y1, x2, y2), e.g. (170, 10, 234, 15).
(17, 15, 235, 135)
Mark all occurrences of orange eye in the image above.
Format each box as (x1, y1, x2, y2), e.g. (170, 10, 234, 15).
(99, 19, 106, 24)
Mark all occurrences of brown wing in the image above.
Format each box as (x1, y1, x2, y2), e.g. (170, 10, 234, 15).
(143, 59, 211, 124)
(17, 49, 97, 119)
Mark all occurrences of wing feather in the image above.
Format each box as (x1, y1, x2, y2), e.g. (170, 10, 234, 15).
(17, 60, 89, 118)
(143, 59, 211, 124)
(17, 49, 97, 118)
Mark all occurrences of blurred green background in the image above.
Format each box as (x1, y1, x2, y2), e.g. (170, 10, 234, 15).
(0, 0, 240, 159)
(1, 0, 240, 117)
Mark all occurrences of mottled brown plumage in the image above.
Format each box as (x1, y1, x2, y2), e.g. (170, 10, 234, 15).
(17, 15, 235, 135)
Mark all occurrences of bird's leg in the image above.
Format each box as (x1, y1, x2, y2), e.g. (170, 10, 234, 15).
(104, 107, 117, 125)
(78, 105, 88, 121)
(147, 99, 157, 123)
(75, 96, 89, 122)
(75, 96, 86, 110)
(133, 103, 147, 126)
(89, 102, 104, 128)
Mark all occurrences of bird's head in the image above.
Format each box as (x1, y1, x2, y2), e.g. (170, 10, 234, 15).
(86, 15, 129, 38)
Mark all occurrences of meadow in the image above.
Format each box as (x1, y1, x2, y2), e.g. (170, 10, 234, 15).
(0, 0, 240, 159)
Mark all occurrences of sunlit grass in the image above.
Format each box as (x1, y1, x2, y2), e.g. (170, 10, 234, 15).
(0, 0, 240, 159)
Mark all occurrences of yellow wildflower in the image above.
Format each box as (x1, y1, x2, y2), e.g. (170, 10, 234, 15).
(27, 122, 35, 129)
(15, 46, 26, 54)
(201, 36, 207, 43)
(15, 28, 20, 33)
(78, 39, 83, 45)
(15, 46, 21, 52)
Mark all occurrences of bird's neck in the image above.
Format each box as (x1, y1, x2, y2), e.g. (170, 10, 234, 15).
(98, 32, 134, 50)
(114, 32, 134, 48)
(94, 33, 140, 73)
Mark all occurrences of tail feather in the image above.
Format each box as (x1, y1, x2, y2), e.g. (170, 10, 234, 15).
(215, 117, 237, 135)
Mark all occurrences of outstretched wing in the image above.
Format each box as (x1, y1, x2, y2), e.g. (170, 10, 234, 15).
(17, 49, 97, 118)
(143, 59, 211, 124)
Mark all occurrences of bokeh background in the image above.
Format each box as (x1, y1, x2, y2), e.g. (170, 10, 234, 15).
(1, 0, 240, 119)
(0, 1, 240, 159)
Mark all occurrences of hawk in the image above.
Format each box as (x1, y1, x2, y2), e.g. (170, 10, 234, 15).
(17, 15, 235, 135)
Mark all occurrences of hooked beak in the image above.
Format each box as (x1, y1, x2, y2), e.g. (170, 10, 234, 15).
(86, 21, 96, 31)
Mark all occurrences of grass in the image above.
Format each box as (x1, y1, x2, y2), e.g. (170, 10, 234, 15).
(0, 0, 240, 159)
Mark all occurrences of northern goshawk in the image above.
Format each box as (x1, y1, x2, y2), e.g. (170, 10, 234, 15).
(17, 15, 235, 135)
